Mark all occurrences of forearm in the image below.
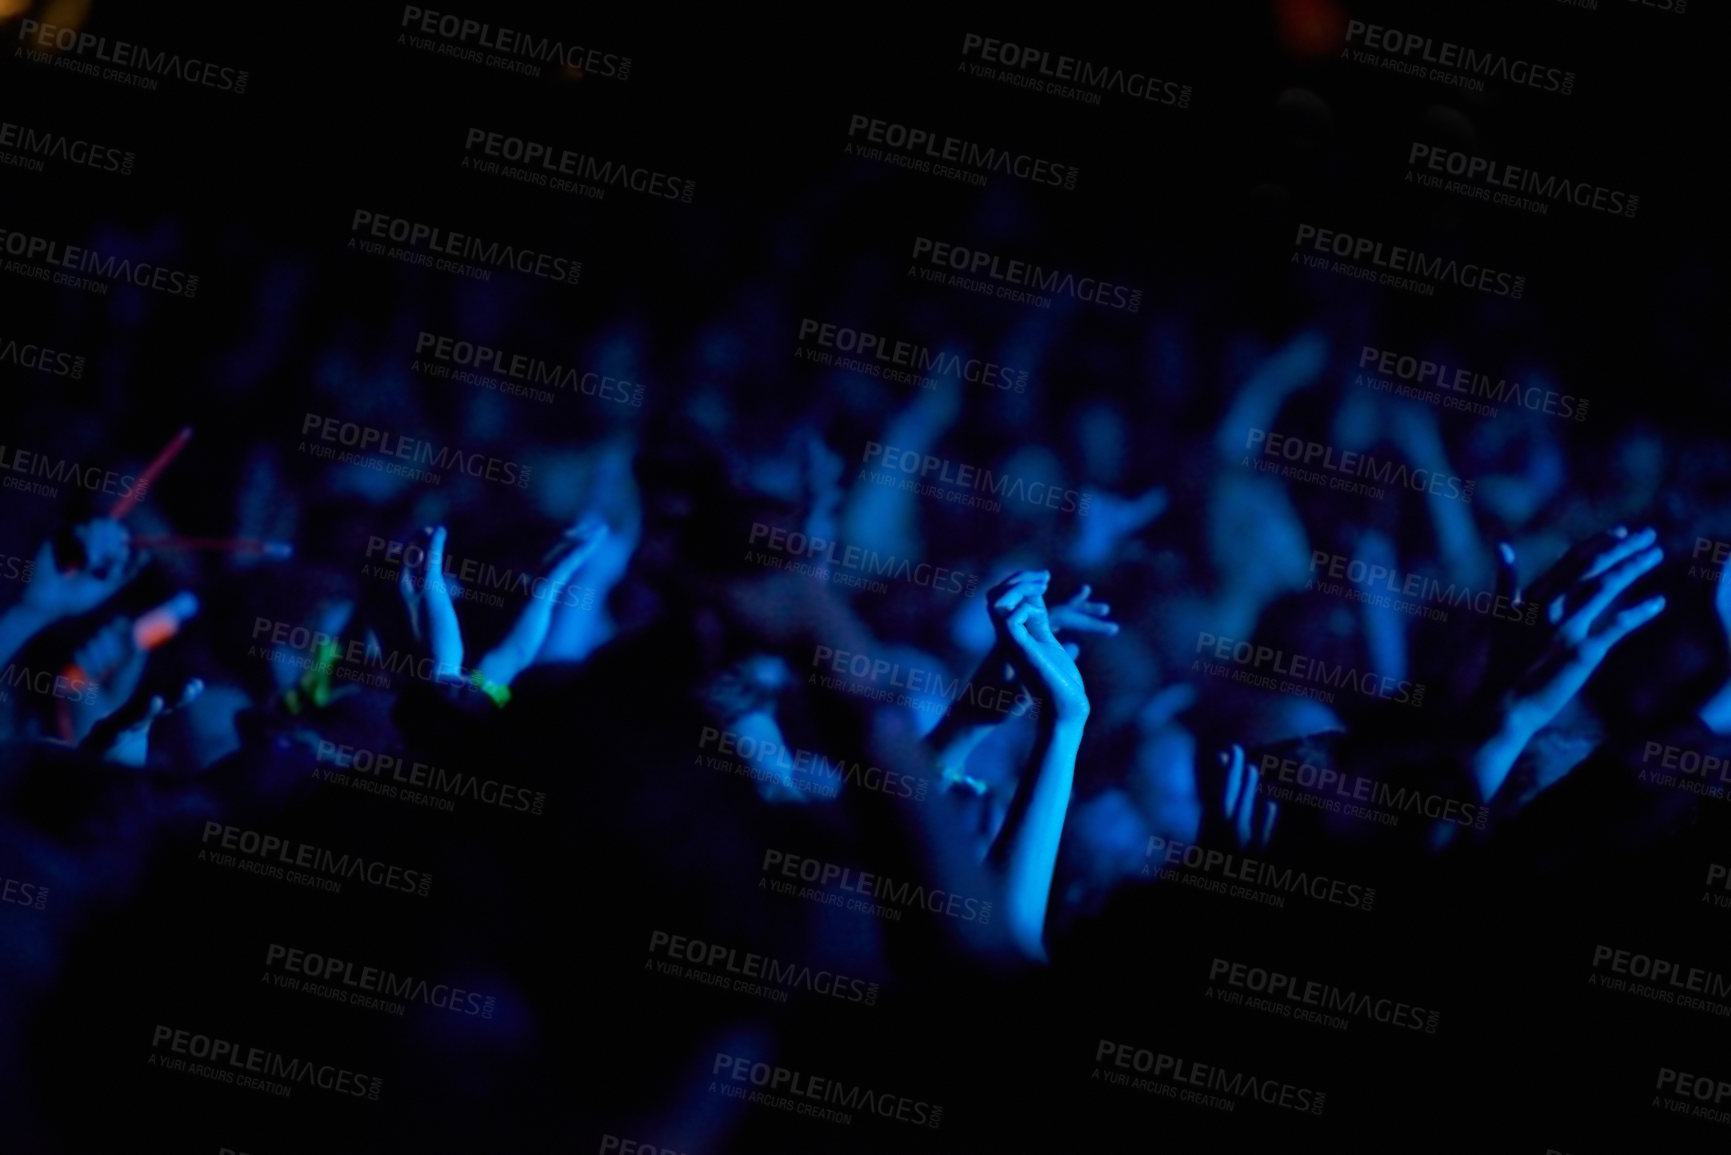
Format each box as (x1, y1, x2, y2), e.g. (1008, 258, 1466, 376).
(989, 714, 1085, 963)
(0, 605, 53, 669)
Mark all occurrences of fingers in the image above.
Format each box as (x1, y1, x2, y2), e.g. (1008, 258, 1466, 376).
(1574, 527, 1658, 587)
(1590, 595, 1666, 652)
(1055, 613, 1118, 636)
(1525, 526, 1632, 609)
(82, 519, 129, 577)
(173, 678, 205, 711)
(547, 520, 609, 581)
(75, 619, 134, 679)
(1495, 542, 1518, 606)
(987, 570, 1050, 607)
(1560, 541, 1663, 636)
(1220, 746, 1245, 830)
(425, 525, 447, 576)
(992, 572, 1050, 615)
(1257, 796, 1279, 849)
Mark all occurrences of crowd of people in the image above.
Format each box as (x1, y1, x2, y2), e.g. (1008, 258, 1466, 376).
(5, 291, 1731, 1150)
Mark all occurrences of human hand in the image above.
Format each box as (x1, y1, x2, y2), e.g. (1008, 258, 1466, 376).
(478, 517, 608, 686)
(1046, 584, 1120, 641)
(22, 520, 147, 624)
(399, 526, 464, 681)
(1197, 744, 1277, 851)
(81, 678, 204, 768)
(999, 582, 1090, 726)
(1471, 527, 1665, 798)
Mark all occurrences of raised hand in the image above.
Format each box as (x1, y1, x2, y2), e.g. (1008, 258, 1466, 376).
(399, 525, 464, 681)
(1001, 591, 1090, 725)
(1198, 744, 1276, 851)
(1699, 546, 1731, 735)
(81, 678, 204, 768)
(1470, 526, 1666, 800)
(981, 570, 1092, 963)
(60, 591, 198, 742)
(64, 618, 146, 742)
(22, 520, 147, 624)
(478, 517, 608, 687)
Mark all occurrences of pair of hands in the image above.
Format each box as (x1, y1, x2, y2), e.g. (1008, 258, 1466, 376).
(1199, 526, 1666, 847)
(1467, 526, 1665, 801)
(977, 571, 1100, 727)
(399, 518, 608, 688)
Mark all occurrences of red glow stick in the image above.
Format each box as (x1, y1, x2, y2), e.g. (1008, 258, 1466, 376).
(109, 426, 192, 520)
(55, 593, 199, 742)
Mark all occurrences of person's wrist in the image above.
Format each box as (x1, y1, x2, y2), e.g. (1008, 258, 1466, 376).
(1041, 705, 1089, 737)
